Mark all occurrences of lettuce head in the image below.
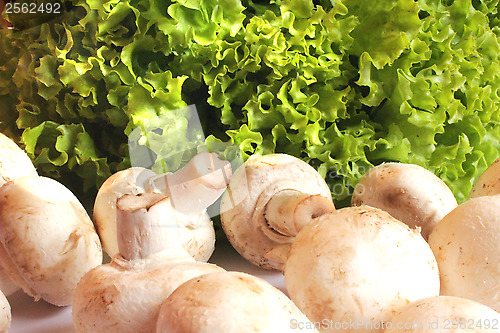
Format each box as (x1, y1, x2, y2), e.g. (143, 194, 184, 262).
(1, 0, 499, 207)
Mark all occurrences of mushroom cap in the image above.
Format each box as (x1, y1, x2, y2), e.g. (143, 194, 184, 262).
(156, 271, 319, 333)
(0, 176, 103, 306)
(93, 167, 156, 257)
(0, 133, 38, 296)
(385, 296, 500, 333)
(351, 163, 458, 239)
(72, 250, 224, 333)
(0, 132, 37, 187)
(284, 206, 440, 333)
(220, 153, 333, 270)
(470, 157, 500, 198)
(0, 290, 10, 333)
(428, 196, 500, 312)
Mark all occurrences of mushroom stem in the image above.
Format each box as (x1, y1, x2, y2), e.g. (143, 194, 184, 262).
(264, 190, 335, 237)
(220, 154, 335, 270)
(116, 192, 215, 262)
(146, 152, 232, 214)
(116, 193, 169, 261)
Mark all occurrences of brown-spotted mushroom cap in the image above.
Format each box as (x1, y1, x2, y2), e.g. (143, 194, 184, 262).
(156, 271, 319, 333)
(428, 195, 500, 312)
(352, 162, 458, 240)
(220, 154, 334, 270)
(470, 156, 500, 198)
(72, 250, 224, 333)
(0, 176, 102, 306)
(284, 206, 440, 333)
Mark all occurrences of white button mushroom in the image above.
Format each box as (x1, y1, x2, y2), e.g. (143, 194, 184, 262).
(156, 271, 319, 333)
(0, 290, 11, 333)
(470, 157, 500, 198)
(284, 206, 440, 333)
(220, 153, 335, 270)
(0, 176, 103, 306)
(0, 132, 38, 296)
(384, 296, 500, 333)
(93, 152, 231, 261)
(0, 132, 37, 187)
(352, 163, 458, 240)
(72, 250, 224, 333)
(428, 195, 500, 312)
(73, 152, 232, 332)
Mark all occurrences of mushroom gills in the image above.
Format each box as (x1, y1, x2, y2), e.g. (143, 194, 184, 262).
(220, 153, 335, 270)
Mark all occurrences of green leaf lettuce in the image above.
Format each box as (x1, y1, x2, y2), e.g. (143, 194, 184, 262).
(1, 0, 499, 207)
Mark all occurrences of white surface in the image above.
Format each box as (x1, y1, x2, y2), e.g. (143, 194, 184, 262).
(8, 240, 286, 333)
